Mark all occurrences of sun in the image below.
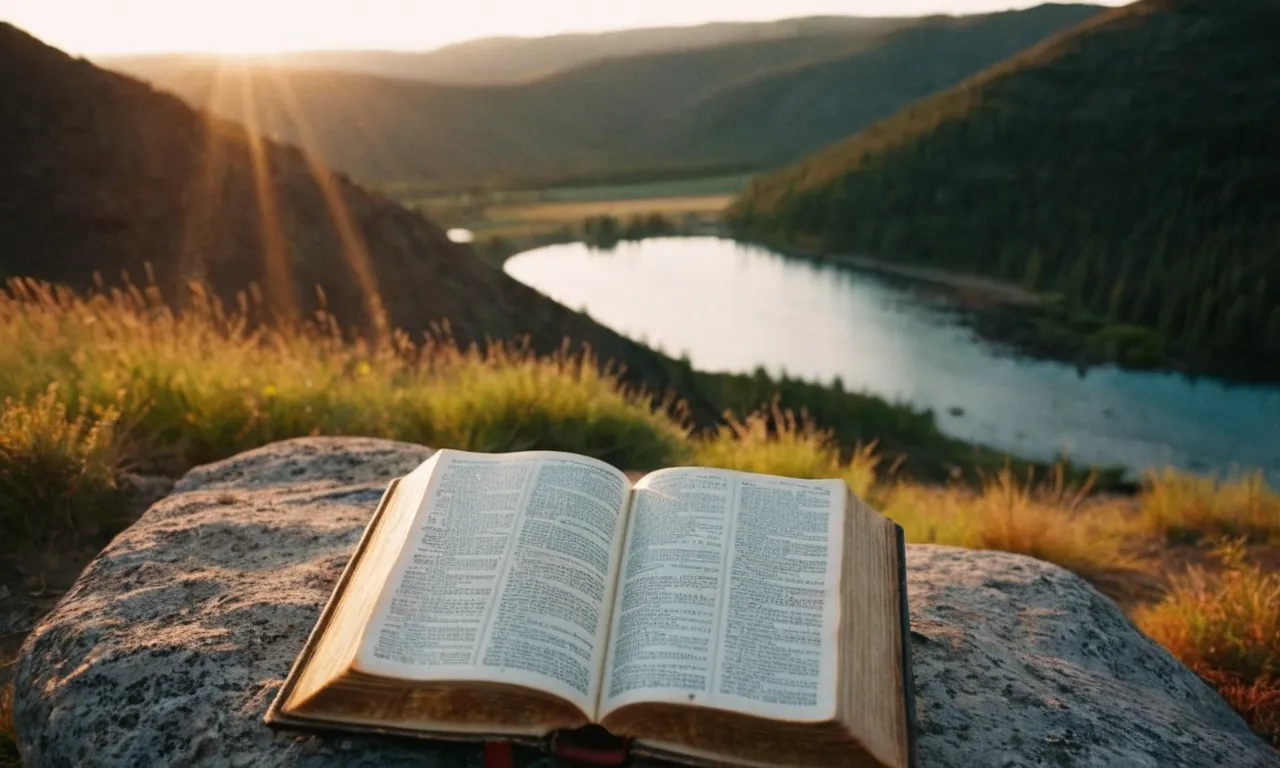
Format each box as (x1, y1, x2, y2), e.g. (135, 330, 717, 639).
(6, 0, 365, 56)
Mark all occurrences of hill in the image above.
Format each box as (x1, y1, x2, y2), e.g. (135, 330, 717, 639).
(100, 16, 910, 85)
(0, 23, 713, 414)
(96, 5, 1101, 186)
(635, 4, 1104, 168)
(729, 0, 1280, 366)
(115, 33, 867, 185)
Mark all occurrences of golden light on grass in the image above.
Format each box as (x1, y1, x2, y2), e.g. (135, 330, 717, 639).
(1195, 672, 1280, 748)
(1142, 469, 1280, 543)
(1137, 540, 1280, 683)
(884, 465, 1131, 581)
(692, 403, 879, 500)
(0, 386, 126, 552)
(1136, 539, 1280, 744)
(0, 277, 688, 472)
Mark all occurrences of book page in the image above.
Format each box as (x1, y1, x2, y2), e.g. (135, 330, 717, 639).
(353, 449, 631, 716)
(599, 468, 845, 722)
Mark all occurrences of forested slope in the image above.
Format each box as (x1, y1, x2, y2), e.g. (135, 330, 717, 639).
(729, 0, 1280, 361)
(641, 4, 1101, 167)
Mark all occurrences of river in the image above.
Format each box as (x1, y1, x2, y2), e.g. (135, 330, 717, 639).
(505, 237, 1280, 480)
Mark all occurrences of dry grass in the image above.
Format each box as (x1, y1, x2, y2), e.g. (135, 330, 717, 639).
(689, 405, 1137, 585)
(1136, 540, 1280, 685)
(691, 405, 879, 500)
(0, 278, 690, 477)
(1136, 540, 1280, 744)
(883, 466, 1132, 581)
(1142, 469, 1280, 544)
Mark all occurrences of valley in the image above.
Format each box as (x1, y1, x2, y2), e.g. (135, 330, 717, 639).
(729, 0, 1280, 380)
(2, 0, 1279, 759)
(393, 173, 745, 242)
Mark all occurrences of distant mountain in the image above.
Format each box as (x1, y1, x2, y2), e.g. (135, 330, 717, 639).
(96, 5, 1102, 186)
(634, 4, 1104, 168)
(100, 16, 911, 85)
(0, 23, 713, 412)
(729, 0, 1280, 361)
(109, 33, 869, 185)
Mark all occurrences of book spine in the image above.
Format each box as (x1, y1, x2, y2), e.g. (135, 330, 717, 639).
(895, 524, 919, 768)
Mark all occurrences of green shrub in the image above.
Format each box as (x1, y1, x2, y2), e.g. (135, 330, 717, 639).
(0, 386, 127, 552)
(1089, 324, 1167, 366)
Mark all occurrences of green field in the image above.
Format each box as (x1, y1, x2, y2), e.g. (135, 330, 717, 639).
(391, 174, 747, 242)
(534, 174, 754, 202)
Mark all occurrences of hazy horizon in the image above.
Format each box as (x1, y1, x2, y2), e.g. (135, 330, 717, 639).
(2, 0, 1127, 57)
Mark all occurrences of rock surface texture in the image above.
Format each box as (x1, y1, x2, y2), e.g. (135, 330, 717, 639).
(15, 437, 1278, 767)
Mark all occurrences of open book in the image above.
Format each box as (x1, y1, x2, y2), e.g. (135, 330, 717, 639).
(267, 449, 915, 768)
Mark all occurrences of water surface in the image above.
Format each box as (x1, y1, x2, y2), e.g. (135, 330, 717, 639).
(506, 237, 1280, 479)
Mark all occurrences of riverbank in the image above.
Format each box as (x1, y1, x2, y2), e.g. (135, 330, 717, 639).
(823, 252, 1044, 308)
(735, 236, 1280, 385)
(404, 167, 1275, 384)
(505, 237, 1280, 483)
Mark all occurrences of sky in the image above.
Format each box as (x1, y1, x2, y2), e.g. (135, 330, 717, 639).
(1, 0, 1126, 56)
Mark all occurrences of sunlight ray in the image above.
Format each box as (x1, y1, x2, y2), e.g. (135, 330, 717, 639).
(177, 62, 233, 292)
(291, 68, 404, 186)
(268, 67, 389, 340)
(239, 68, 298, 324)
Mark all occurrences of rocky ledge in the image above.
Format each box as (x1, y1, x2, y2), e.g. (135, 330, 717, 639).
(13, 437, 1278, 767)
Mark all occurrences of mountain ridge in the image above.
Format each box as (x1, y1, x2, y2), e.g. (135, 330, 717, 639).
(98, 15, 913, 85)
(95, 4, 1103, 186)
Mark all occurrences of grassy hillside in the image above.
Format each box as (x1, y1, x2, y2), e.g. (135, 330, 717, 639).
(0, 23, 725, 419)
(100, 16, 910, 85)
(97, 5, 1100, 186)
(729, 0, 1280, 368)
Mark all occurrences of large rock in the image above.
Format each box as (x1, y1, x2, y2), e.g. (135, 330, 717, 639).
(14, 438, 1278, 767)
